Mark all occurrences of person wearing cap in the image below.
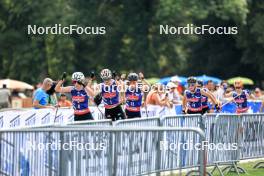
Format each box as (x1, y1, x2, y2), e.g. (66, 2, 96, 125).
(166, 82, 182, 105)
(170, 76, 183, 94)
(224, 80, 255, 114)
(183, 77, 220, 114)
(33, 78, 55, 109)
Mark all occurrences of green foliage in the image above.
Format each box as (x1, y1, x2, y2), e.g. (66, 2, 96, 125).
(0, 0, 263, 85)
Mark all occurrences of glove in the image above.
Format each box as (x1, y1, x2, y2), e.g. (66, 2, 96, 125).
(215, 104, 220, 111)
(61, 72, 67, 81)
(94, 93, 103, 106)
(78, 79, 89, 87)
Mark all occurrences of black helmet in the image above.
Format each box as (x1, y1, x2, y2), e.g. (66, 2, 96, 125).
(197, 79, 203, 86)
(128, 73, 139, 81)
(187, 76, 197, 84)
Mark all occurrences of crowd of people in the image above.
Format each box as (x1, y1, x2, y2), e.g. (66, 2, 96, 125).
(32, 69, 264, 121)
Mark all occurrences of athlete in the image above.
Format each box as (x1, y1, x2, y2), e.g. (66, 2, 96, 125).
(182, 77, 220, 114)
(123, 73, 150, 118)
(224, 80, 255, 113)
(55, 72, 95, 121)
(99, 69, 126, 121)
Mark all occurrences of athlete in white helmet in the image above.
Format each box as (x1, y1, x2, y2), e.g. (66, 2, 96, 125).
(55, 72, 95, 121)
(98, 68, 126, 121)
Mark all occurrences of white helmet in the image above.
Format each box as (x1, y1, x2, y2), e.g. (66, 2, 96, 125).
(72, 72, 85, 82)
(100, 69, 112, 80)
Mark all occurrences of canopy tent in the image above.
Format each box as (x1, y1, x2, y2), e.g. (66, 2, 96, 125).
(227, 77, 254, 85)
(0, 79, 34, 90)
(196, 75, 222, 84)
(159, 76, 187, 85)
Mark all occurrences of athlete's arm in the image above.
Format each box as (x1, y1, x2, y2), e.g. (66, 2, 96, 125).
(224, 91, 233, 98)
(182, 95, 187, 113)
(116, 80, 126, 104)
(55, 80, 72, 93)
(138, 72, 150, 87)
(84, 86, 95, 97)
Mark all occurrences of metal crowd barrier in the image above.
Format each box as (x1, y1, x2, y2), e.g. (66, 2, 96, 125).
(114, 116, 160, 126)
(0, 126, 206, 176)
(240, 113, 264, 169)
(160, 114, 202, 173)
(66, 119, 112, 126)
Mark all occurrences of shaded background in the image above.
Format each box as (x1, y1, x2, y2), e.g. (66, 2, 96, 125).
(0, 0, 263, 86)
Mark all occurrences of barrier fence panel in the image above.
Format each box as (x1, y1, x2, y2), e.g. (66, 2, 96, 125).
(160, 114, 203, 172)
(66, 119, 112, 126)
(240, 113, 264, 160)
(204, 114, 241, 164)
(114, 116, 161, 127)
(0, 127, 206, 176)
(161, 114, 202, 128)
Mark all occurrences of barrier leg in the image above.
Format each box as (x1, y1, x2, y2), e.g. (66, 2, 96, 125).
(253, 162, 264, 169)
(222, 161, 246, 175)
(210, 163, 224, 176)
(186, 169, 212, 176)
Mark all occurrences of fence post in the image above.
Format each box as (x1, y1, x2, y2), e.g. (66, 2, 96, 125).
(155, 115, 164, 176)
(199, 132, 206, 176)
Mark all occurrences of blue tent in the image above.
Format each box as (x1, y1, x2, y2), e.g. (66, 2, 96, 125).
(159, 76, 187, 85)
(196, 75, 221, 84)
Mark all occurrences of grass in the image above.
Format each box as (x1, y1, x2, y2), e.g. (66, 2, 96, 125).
(208, 161, 264, 176)
(160, 160, 264, 176)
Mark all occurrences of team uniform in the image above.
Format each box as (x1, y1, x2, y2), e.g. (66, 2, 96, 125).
(232, 90, 249, 113)
(185, 88, 203, 114)
(71, 87, 93, 121)
(125, 88, 143, 118)
(101, 80, 125, 121)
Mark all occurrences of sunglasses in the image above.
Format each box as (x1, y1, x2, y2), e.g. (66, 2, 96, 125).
(188, 83, 196, 87)
(72, 80, 82, 85)
(235, 87, 242, 89)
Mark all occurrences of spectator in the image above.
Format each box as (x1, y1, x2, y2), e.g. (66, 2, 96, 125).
(58, 94, 72, 107)
(166, 82, 182, 105)
(206, 80, 215, 92)
(170, 76, 183, 94)
(46, 82, 58, 106)
(254, 88, 264, 112)
(254, 88, 264, 101)
(145, 83, 170, 116)
(33, 78, 54, 109)
(215, 81, 228, 103)
(0, 84, 11, 109)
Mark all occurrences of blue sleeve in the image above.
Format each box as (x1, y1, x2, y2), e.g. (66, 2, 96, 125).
(34, 91, 43, 101)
